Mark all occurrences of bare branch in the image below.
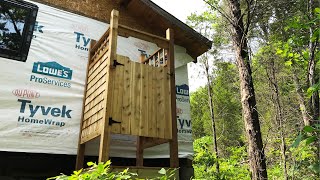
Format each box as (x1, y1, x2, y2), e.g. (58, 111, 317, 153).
(203, 0, 236, 27)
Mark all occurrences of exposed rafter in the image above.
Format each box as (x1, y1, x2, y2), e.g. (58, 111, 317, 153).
(117, 0, 132, 8)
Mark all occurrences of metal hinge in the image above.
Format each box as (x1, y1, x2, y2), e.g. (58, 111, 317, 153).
(109, 117, 121, 126)
(113, 59, 124, 68)
(167, 72, 174, 76)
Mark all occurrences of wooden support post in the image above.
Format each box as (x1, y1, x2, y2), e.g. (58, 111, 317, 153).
(140, 54, 145, 63)
(137, 54, 146, 165)
(136, 136, 144, 167)
(142, 137, 169, 149)
(75, 39, 97, 170)
(98, 9, 119, 163)
(136, 54, 146, 167)
(75, 40, 96, 169)
(76, 144, 85, 170)
(166, 28, 179, 168)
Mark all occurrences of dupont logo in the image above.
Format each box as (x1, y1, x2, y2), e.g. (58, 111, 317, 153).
(12, 89, 40, 99)
(177, 107, 183, 116)
(32, 61, 73, 80)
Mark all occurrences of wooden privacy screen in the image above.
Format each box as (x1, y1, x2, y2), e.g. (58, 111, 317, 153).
(80, 29, 110, 144)
(110, 55, 172, 139)
(76, 9, 178, 169)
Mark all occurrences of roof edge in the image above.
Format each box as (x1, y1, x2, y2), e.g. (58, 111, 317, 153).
(141, 0, 212, 52)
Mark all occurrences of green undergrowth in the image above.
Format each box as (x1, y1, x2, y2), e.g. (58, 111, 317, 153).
(47, 161, 177, 180)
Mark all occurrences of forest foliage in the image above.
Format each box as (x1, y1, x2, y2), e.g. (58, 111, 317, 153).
(189, 0, 320, 179)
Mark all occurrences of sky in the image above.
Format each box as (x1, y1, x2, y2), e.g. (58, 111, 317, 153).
(151, 0, 207, 22)
(151, 0, 209, 92)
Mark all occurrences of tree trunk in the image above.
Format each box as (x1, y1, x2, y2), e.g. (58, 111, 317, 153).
(205, 57, 220, 175)
(293, 68, 311, 126)
(266, 58, 288, 180)
(307, 2, 320, 177)
(307, 0, 319, 123)
(228, 0, 268, 179)
(2, 7, 22, 37)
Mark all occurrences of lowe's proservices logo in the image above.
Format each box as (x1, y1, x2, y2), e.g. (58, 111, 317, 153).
(32, 61, 73, 80)
(176, 84, 189, 96)
(176, 84, 190, 103)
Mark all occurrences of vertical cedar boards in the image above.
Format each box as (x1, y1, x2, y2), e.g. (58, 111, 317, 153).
(109, 55, 172, 139)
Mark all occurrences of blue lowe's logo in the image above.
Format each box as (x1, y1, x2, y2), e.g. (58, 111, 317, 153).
(176, 84, 189, 96)
(32, 61, 73, 80)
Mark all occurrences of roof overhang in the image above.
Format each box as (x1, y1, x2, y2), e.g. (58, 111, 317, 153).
(32, 0, 212, 60)
(119, 0, 212, 60)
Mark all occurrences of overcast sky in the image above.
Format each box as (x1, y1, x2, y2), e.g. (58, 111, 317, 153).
(151, 0, 208, 92)
(151, 0, 207, 22)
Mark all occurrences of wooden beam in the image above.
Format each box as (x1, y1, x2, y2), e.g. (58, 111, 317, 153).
(98, 9, 119, 163)
(75, 144, 85, 170)
(75, 39, 97, 170)
(141, 48, 161, 64)
(118, 0, 132, 7)
(136, 136, 144, 167)
(166, 28, 179, 168)
(139, 53, 145, 63)
(80, 131, 100, 144)
(118, 24, 169, 49)
(142, 137, 170, 149)
(90, 29, 110, 54)
(186, 49, 199, 62)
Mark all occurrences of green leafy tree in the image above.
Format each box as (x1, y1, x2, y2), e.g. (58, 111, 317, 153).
(193, 136, 250, 180)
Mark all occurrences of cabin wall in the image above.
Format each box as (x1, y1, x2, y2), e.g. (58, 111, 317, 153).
(0, 0, 193, 157)
(32, 0, 160, 36)
(30, 0, 211, 60)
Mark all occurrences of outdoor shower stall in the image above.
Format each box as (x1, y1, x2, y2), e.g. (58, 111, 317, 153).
(76, 10, 178, 169)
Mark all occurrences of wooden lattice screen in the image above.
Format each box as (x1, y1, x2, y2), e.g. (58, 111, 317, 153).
(80, 29, 110, 144)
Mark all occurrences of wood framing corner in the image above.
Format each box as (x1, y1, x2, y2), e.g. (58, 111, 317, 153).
(75, 39, 97, 170)
(98, 9, 119, 163)
(167, 28, 179, 168)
